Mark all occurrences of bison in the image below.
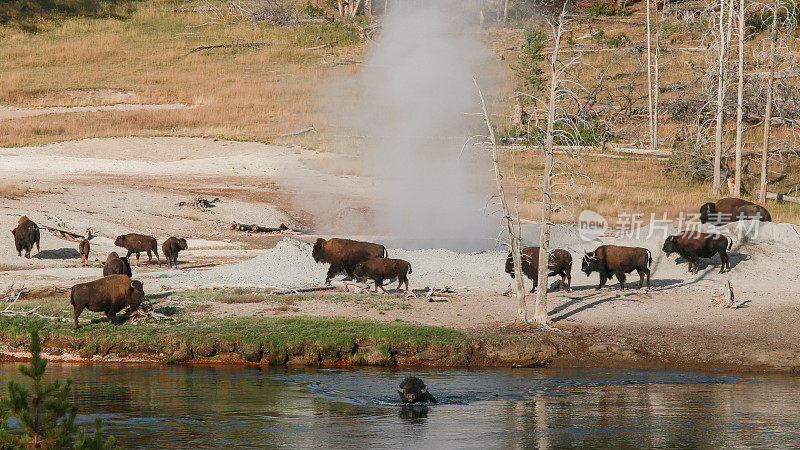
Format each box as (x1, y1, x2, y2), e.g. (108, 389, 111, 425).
(312, 238, 387, 284)
(103, 252, 132, 277)
(505, 247, 572, 293)
(79, 239, 90, 267)
(163, 236, 188, 269)
(582, 245, 652, 290)
(70, 274, 145, 329)
(398, 377, 437, 404)
(663, 231, 732, 274)
(700, 197, 772, 224)
(11, 216, 40, 259)
(354, 257, 412, 294)
(114, 233, 160, 266)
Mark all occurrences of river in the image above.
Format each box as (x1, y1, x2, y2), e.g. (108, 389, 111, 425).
(1, 363, 799, 448)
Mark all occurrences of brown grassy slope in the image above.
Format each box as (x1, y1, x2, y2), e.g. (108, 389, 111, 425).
(0, 0, 365, 146)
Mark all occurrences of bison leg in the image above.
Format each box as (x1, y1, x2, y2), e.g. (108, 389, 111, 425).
(35, 240, 40, 258)
(640, 268, 651, 289)
(325, 265, 339, 285)
(106, 311, 117, 325)
(146, 250, 153, 264)
(719, 251, 729, 273)
(134, 252, 141, 266)
(24, 247, 31, 259)
(154, 247, 161, 265)
(565, 271, 572, 292)
(597, 273, 607, 290)
(73, 306, 84, 329)
(614, 271, 626, 290)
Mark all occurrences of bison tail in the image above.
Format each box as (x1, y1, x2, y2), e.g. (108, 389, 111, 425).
(69, 287, 75, 306)
(727, 236, 733, 250)
(383, 247, 388, 258)
(645, 248, 653, 267)
(408, 263, 412, 274)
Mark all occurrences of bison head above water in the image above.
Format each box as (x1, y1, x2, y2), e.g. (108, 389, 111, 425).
(312, 238, 327, 263)
(582, 252, 600, 275)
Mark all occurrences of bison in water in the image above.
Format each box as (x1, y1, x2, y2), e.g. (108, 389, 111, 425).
(505, 247, 572, 293)
(663, 231, 732, 274)
(70, 274, 145, 329)
(312, 238, 387, 284)
(582, 245, 652, 290)
(700, 197, 772, 224)
(103, 252, 132, 277)
(163, 236, 188, 269)
(79, 239, 90, 267)
(354, 257, 412, 294)
(11, 216, 40, 259)
(114, 233, 160, 266)
(398, 377, 437, 404)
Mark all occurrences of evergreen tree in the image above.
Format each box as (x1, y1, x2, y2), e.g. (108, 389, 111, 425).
(0, 330, 117, 449)
(513, 25, 547, 95)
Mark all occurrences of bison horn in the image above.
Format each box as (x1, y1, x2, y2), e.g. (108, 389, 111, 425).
(421, 387, 427, 393)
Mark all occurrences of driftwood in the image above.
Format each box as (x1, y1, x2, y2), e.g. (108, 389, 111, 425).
(39, 225, 89, 243)
(271, 286, 337, 295)
(305, 43, 331, 50)
(178, 195, 219, 210)
(272, 125, 317, 138)
(765, 191, 800, 204)
(187, 42, 270, 55)
(230, 221, 297, 233)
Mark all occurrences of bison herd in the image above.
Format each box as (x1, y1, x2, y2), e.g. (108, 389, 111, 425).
(7, 196, 771, 329)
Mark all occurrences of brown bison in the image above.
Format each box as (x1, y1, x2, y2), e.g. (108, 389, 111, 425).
(582, 245, 652, 290)
(70, 274, 145, 329)
(663, 231, 732, 274)
(79, 239, 90, 267)
(700, 197, 772, 224)
(163, 237, 188, 269)
(103, 252, 132, 277)
(11, 216, 40, 259)
(114, 233, 159, 266)
(505, 247, 572, 293)
(312, 238, 387, 284)
(398, 377, 437, 404)
(354, 257, 412, 294)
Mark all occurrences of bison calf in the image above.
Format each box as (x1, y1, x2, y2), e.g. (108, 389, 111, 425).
(582, 245, 652, 290)
(398, 377, 437, 404)
(354, 257, 412, 294)
(505, 247, 572, 293)
(163, 236, 188, 269)
(11, 216, 40, 259)
(79, 239, 90, 267)
(663, 231, 732, 274)
(115, 233, 160, 266)
(700, 197, 772, 224)
(103, 252, 132, 277)
(312, 238, 387, 284)
(70, 275, 145, 329)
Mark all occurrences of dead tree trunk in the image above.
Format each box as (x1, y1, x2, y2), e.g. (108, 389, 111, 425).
(759, 0, 778, 203)
(475, 79, 527, 323)
(646, 0, 655, 149)
(653, 1, 661, 149)
(713, 0, 729, 195)
(734, 0, 745, 196)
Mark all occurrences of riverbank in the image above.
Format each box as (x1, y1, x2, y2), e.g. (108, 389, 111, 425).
(1, 289, 799, 373)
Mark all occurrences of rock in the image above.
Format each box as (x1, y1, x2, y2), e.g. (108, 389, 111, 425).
(78, 344, 98, 359)
(239, 342, 262, 363)
(168, 342, 193, 363)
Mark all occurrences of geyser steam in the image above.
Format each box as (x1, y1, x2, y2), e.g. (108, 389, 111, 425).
(329, 1, 500, 250)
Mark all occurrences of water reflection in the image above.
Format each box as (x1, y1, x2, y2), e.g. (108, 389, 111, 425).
(0, 364, 798, 448)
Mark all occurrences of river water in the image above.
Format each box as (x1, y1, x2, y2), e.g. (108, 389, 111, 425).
(1, 363, 799, 448)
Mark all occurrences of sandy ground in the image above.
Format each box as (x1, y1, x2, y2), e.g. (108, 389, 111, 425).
(0, 103, 194, 120)
(2, 136, 800, 369)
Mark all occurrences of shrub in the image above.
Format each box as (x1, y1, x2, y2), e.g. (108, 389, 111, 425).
(588, 1, 631, 17)
(606, 32, 629, 48)
(512, 24, 547, 95)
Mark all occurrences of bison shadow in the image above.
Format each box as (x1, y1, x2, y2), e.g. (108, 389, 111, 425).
(670, 252, 750, 272)
(399, 405, 429, 422)
(38, 248, 81, 260)
(549, 292, 642, 323)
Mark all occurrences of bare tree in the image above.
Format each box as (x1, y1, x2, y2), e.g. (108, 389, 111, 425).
(338, 0, 364, 19)
(759, 0, 778, 202)
(475, 80, 528, 323)
(646, 0, 655, 149)
(713, 0, 732, 195)
(734, 0, 746, 196)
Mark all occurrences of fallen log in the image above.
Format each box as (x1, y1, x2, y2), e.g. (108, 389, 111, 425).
(230, 222, 295, 233)
(39, 225, 89, 242)
(272, 286, 337, 295)
(764, 191, 800, 204)
(187, 42, 270, 55)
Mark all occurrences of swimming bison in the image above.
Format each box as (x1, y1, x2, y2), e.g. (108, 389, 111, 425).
(11, 216, 40, 259)
(70, 275, 145, 329)
(114, 233, 160, 266)
(398, 377, 437, 404)
(163, 236, 188, 269)
(354, 257, 412, 294)
(505, 247, 572, 293)
(700, 197, 771, 224)
(312, 238, 387, 284)
(663, 231, 732, 274)
(103, 252, 132, 277)
(582, 245, 652, 290)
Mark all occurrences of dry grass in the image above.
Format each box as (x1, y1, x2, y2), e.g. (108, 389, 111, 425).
(0, 0, 366, 147)
(0, 183, 30, 199)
